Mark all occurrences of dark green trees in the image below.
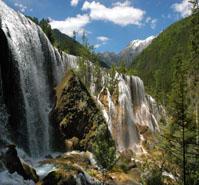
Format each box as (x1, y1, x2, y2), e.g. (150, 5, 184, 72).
(39, 19, 55, 44)
(161, 52, 199, 185)
(169, 55, 188, 185)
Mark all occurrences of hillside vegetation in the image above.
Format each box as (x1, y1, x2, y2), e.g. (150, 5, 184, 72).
(130, 9, 199, 185)
(26, 16, 108, 68)
(131, 12, 199, 105)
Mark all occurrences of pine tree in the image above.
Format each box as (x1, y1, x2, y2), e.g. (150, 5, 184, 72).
(158, 54, 188, 185)
(170, 55, 188, 185)
(185, 2, 199, 184)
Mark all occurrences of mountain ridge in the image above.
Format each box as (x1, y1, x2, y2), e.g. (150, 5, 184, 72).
(98, 35, 155, 66)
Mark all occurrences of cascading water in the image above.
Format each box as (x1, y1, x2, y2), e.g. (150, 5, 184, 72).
(0, 0, 163, 158)
(0, 1, 79, 157)
(98, 73, 161, 153)
(117, 75, 141, 152)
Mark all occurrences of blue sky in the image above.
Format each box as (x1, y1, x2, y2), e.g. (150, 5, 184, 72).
(4, 0, 193, 52)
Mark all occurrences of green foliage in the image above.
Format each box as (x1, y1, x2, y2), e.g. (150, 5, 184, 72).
(39, 19, 55, 44)
(158, 54, 199, 185)
(26, 16, 39, 24)
(117, 60, 127, 74)
(53, 29, 84, 56)
(130, 9, 199, 185)
(27, 17, 55, 44)
(142, 169, 164, 185)
(93, 124, 116, 170)
(106, 64, 118, 94)
(79, 31, 100, 63)
(76, 56, 87, 86)
(189, 0, 199, 14)
(131, 12, 199, 105)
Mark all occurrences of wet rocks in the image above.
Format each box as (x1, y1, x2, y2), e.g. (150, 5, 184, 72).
(2, 144, 39, 182)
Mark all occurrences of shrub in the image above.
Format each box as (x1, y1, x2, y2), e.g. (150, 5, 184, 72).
(92, 124, 116, 170)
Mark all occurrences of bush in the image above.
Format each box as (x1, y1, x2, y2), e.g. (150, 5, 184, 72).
(92, 124, 116, 169)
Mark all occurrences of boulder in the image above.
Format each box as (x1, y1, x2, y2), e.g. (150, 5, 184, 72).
(22, 160, 39, 182)
(3, 144, 39, 182)
(64, 137, 79, 151)
(42, 171, 77, 185)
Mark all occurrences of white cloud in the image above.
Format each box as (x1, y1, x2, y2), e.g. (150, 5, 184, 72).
(145, 17, 152, 23)
(50, 14, 90, 36)
(82, 1, 145, 26)
(97, 36, 109, 42)
(71, 0, 79, 7)
(14, 3, 27, 12)
(95, 36, 109, 49)
(150, 19, 157, 29)
(112, 0, 131, 7)
(172, 0, 193, 17)
(94, 44, 101, 49)
(145, 17, 157, 29)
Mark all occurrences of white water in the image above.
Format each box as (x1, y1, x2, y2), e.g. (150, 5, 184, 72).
(0, 1, 79, 158)
(0, 0, 163, 158)
(35, 164, 56, 179)
(0, 171, 35, 185)
(0, 1, 166, 185)
(98, 74, 161, 153)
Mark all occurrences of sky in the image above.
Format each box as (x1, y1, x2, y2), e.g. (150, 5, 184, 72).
(3, 0, 194, 52)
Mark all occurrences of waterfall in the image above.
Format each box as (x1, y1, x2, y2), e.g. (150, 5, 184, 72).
(0, 1, 163, 157)
(0, 1, 79, 157)
(98, 74, 161, 154)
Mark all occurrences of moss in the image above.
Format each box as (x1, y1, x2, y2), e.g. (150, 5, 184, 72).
(42, 170, 77, 185)
(50, 70, 115, 153)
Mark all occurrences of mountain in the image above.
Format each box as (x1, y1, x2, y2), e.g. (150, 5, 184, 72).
(52, 29, 85, 56)
(97, 51, 120, 66)
(3, 1, 198, 184)
(98, 36, 155, 66)
(119, 36, 155, 64)
(131, 12, 199, 104)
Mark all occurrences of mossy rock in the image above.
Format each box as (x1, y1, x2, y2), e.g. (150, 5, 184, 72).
(50, 70, 112, 152)
(42, 170, 76, 185)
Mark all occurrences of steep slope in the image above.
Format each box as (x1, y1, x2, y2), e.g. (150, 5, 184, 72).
(52, 29, 85, 56)
(131, 13, 199, 103)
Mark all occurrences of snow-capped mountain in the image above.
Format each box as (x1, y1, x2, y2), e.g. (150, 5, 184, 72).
(98, 36, 156, 66)
(119, 36, 156, 64)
